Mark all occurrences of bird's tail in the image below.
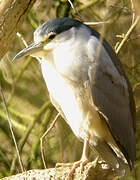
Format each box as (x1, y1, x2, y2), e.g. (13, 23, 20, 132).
(91, 141, 127, 177)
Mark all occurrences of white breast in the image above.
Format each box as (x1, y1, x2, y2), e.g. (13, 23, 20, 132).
(41, 59, 83, 136)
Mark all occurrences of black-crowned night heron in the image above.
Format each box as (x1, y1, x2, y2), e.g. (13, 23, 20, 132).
(13, 17, 135, 176)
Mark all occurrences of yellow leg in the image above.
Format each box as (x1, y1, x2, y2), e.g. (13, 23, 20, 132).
(70, 139, 89, 175)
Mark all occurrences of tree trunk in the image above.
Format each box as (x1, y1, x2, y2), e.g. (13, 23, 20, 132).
(0, 0, 36, 60)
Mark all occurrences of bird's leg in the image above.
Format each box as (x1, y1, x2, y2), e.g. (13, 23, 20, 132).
(70, 139, 89, 175)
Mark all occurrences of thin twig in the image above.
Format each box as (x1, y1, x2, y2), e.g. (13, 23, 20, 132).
(9, 32, 41, 103)
(16, 32, 28, 47)
(130, 0, 136, 24)
(84, 21, 109, 26)
(10, 101, 50, 174)
(67, 0, 108, 25)
(0, 109, 27, 131)
(26, 108, 52, 169)
(16, 32, 41, 63)
(62, 0, 74, 17)
(40, 112, 60, 168)
(133, 82, 140, 92)
(0, 84, 24, 172)
(130, 0, 136, 79)
(115, 16, 140, 54)
(67, 0, 82, 20)
(7, 33, 30, 104)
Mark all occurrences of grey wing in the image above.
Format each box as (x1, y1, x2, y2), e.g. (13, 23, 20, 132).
(87, 36, 136, 168)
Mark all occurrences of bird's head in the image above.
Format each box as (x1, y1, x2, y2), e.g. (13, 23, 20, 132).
(13, 17, 88, 61)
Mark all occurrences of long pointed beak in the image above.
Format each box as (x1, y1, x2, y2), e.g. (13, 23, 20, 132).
(13, 42, 44, 60)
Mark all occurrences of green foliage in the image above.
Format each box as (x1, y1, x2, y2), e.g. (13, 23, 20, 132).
(0, 0, 140, 179)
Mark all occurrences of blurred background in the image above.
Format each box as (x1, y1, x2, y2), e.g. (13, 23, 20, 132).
(0, 0, 140, 179)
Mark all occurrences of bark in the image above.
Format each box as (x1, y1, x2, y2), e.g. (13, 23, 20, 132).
(0, 0, 36, 60)
(1, 162, 129, 180)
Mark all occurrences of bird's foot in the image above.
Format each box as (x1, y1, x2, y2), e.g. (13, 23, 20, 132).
(68, 157, 89, 178)
(55, 160, 88, 180)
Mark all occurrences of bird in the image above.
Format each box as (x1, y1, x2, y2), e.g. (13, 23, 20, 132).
(13, 17, 136, 176)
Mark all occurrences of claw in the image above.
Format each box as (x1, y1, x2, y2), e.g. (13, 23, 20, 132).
(68, 139, 89, 178)
(70, 158, 89, 175)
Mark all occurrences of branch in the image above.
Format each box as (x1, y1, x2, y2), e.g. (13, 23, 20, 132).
(1, 162, 125, 180)
(0, 85, 24, 172)
(0, 0, 36, 60)
(115, 16, 140, 54)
